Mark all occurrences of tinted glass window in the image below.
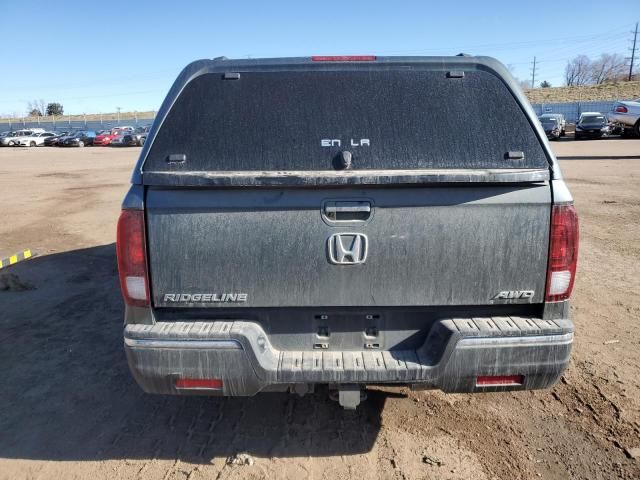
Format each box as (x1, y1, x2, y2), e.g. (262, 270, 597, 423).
(145, 69, 548, 172)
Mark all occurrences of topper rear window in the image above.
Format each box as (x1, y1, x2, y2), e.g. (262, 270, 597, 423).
(143, 69, 549, 174)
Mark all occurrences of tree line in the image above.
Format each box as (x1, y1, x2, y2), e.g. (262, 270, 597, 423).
(565, 53, 629, 86)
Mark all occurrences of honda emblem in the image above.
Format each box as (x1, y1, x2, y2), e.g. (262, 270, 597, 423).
(327, 233, 368, 265)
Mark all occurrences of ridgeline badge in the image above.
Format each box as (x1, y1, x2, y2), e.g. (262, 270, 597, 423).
(163, 293, 248, 303)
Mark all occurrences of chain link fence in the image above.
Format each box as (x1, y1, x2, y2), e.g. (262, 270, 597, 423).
(530, 101, 619, 122)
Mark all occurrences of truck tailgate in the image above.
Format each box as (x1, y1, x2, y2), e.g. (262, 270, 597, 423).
(146, 184, 550, 308)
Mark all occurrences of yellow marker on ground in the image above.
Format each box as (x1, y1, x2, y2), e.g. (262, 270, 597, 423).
(0, 249, 34, 269)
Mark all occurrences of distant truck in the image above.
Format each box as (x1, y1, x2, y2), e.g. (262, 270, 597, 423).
(117, 56, 578, 409)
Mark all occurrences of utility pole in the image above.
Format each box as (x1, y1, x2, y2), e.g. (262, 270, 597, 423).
(116, 106, 121, 125)
(531, 56, 537, 88)
(629, 22, 638, 81)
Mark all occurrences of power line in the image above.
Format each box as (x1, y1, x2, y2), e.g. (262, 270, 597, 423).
(507, 36, 630, 66)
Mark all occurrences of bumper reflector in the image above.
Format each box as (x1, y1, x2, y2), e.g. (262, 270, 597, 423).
(476, 375, 524, 387)
(175, 378, 223, 390)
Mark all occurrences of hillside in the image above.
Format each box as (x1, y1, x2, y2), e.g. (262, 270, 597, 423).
(523, 81, 640, 104)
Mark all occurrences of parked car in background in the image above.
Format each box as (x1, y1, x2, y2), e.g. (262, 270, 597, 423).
(60, 130, 96, 147)
(43, 131, 71, 146)
(53, 132, 75, 146)
(115, 132, 138, 147)
(94, 128, 125, 146)
(609, 99, 640, 137)
(117, 127, 149, 147)
(0, 131, 18, 146)
(539, 116, 562, 140)
(575, 112, 610, 140)
(130, 125, 150, 146)
(1, 129, 45, 146)
(109, 131, 129, 146)
(538, 113, 566, 136)
(16, 131, 57, 147)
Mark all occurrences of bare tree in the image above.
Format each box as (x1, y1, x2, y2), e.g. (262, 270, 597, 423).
(26, 99, 47, 117)
(565, 55, 592, 86)
(35, 99, 46, 116)
(590, 53, 627, 84)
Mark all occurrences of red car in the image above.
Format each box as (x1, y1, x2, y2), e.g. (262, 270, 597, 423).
(94, 128, 130, 146)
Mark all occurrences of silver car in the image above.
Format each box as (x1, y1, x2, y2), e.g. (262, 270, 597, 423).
(609, 98, 640, 136)
(1, 130, 34, 146)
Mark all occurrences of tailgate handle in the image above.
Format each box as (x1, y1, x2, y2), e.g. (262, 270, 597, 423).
(324, 201, 371, 222)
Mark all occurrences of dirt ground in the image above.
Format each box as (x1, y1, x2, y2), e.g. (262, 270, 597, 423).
(0, 141, 639, 480)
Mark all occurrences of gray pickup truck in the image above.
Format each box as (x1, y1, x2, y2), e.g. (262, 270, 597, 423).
(117, 55, 578, 409)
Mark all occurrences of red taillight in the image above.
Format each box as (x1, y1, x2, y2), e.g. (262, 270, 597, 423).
(545, 204, 579, 302)
(175, 378, 223, 390)
(476, 375, 524, 387)
(116, 209, 150, 307)
(311, 55, 376, 62)
(615, 105, 628, 113)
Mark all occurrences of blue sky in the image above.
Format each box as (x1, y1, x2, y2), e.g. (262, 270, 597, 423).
(1, 0, 638, 116)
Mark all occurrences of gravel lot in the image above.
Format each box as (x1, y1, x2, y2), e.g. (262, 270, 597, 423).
(0, 141, 639, 480)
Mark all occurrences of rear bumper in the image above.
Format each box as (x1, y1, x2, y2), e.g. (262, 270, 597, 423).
(124, 317, 573, 396)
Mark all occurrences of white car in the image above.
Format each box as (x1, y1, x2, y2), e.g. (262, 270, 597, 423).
(15, 131, 57, 147)
(0, 129, 44, 146)
(0, 131, 16, 146)
(609, 98, 640, 136)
